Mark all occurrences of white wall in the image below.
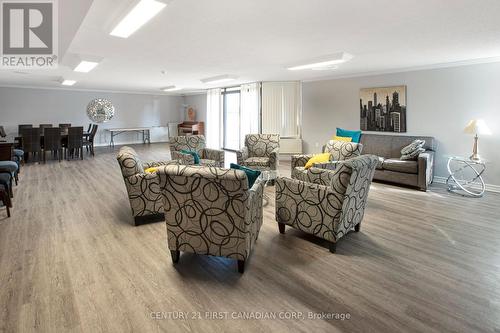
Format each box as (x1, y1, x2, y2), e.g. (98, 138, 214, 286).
(0, 87, 184, 145)
(302, 62, 500, 187)
(183, 93, 207, 124)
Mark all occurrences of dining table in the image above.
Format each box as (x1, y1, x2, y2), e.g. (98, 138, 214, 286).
(14, 128, 91, 145)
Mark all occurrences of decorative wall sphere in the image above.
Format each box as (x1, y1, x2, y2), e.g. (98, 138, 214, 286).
(86, 99, 115, 123)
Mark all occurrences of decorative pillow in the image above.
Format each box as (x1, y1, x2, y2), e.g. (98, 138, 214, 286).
(401, 140, 425, 155)
(180, 149, 200, 164)
(401, 148, 425, 160)
(304, 153, 331, 169)
(144, 167, 159, 173)
(336, 128, 362, 143)
(332, 135, 352, 142)
(230, 163, 261, 188)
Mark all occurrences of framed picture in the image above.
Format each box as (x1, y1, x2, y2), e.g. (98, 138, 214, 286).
(360, 85, 407, 132)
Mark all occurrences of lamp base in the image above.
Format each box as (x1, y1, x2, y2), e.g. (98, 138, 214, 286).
(469, 153, 482, 162)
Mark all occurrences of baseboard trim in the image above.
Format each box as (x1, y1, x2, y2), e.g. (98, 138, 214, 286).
(433, 176, 500, 194)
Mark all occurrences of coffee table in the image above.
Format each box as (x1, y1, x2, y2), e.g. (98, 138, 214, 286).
(259, 170, 278, 206)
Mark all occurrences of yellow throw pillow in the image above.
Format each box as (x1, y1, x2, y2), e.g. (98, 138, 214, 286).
(332, 135, 352, 142)
(144, 167, 159, 173)
(304, 153, 331, 169)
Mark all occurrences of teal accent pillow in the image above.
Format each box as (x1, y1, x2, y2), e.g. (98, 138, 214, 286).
(336, 128, 362, 143)
(230, 163, 261, 188)
(181, 149, 200, 164)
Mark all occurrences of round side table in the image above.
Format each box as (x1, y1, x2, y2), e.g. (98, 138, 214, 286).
(446, 156, 486, 197)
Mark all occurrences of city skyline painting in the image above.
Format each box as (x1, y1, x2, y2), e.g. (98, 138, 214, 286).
(360, 85, 407, 132)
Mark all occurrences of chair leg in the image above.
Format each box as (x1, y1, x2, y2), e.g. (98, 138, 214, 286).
(329, 242, 337, 253)
(170, 250, 180, 263)
(278, 222, 286, 234)
(237, 260, 245, 274)
(354, 223, 361, 232)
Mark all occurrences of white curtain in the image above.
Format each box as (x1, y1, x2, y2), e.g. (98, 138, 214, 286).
(240, 83, 260, 148)
(261, 82, 301, 137)
(206, 88, 222, 148)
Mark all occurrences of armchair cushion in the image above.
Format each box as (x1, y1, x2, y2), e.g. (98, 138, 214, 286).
(244, 156, 270, 168)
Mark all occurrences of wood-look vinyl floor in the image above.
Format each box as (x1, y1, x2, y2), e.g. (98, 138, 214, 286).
(0, 143, 499, 333)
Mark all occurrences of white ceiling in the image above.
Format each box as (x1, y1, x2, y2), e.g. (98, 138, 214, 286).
(1, 0, 500, 95)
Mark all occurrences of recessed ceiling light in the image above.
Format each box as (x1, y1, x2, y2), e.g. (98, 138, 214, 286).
(200, 74, 238, 84)
(161, 85, 181, 92)
(287, 52, 353, 71)
(74, 60, 99, 73)
(110, 0, 167, 38)
(61, 80, 76, 86)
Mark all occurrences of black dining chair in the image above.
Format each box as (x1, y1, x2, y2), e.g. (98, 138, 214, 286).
(43, 127, 62, 162)
(21, 128, 42, 162)
(83, 124, 98, 156)
(59, 123, 71, 129)
(86, 124, 92, 133)
(66, 127, 83, 160)
(18, 124, 32, 134)
(0, 126, 6, 138)
(39, 124, 53, 130)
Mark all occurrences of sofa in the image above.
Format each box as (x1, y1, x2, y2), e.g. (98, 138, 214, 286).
(276, 155, 379, 253)
(359, 134, 436, 191)
(157, 165, 265, 273)
(169, 135, 224, 167)
(116, 146, 180, 225)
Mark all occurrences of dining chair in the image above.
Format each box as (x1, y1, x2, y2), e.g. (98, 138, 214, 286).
(83, 124, 98, 156)
(39, 124, 53, 130)
(66, 127, 83, 160)
(59, 123, 71, 129)
(21, 128, 42, 162)
(0, 184, 10, 217)
(18, 124, 32, 134)
(0, 144, 19, 186)
(0, 126, 6, 138)
(86, 124, 92, 133)
(43, 127, 62, 162)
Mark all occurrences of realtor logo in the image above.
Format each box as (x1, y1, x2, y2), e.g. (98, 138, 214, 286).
(1, 0, 58, 68)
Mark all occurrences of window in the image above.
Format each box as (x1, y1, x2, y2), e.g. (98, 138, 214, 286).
(222, 87, 241, 150)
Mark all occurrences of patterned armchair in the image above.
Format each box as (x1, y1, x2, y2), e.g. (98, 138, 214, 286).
(276, 155, 378, 253)
(169, 135, 224, 167)
(236, 134, 280, 171)
(116, 146, 180, 225)
(291, 140, 363, 180)
(157, 165, 265, 273)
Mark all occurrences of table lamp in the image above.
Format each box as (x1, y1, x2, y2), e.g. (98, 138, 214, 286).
(463, 119, 492, 161)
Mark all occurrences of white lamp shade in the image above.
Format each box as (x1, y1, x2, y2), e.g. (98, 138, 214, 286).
(464, 119, 492, 135)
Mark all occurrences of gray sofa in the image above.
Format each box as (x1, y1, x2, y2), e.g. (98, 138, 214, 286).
(359, 134, 436, 191)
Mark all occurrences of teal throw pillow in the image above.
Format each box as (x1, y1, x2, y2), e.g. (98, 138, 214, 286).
(336, 128, 362, 143)
(230, 163, 261, 188)
(180, 149, 200, 164)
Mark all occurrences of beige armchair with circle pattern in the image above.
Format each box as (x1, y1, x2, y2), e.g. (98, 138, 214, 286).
(157, 165, 265, 273)
(169, 135, 224, 167)
(236, 134, 280, 171)
(276, 155, 378, 253)
(116, 146, 180, 225)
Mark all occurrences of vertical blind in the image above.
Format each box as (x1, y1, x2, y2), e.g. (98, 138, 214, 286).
(239, 83, 260, 147)
(261, 81, 301, 137)
(206, 88, 222, 148)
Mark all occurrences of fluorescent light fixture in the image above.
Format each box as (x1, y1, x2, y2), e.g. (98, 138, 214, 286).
(161, 85, 181, 92)
(200, 74, 238, 84)
(287, 52, 353, 71)
(110, 0, 167, 38)
(74, 60, 99, 73)
(61, 80, 76, 86)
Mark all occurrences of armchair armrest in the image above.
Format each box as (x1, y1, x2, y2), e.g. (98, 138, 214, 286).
(275, 177, 341, 242)
(417, 150, 435, 191)
(312, 160, 340, 171)
(202, 148, 225, 166)
(143, 160, 180, 169)
(269, 148, 279, 170)
(245, 178, 265, 249)
(171, 151, 195, 165)
(236, 147, 248, 165)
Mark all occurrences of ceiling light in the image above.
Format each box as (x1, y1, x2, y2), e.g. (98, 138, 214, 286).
(311, 65, 339, 71)
(200, 74, 238, 84)
(61, 80, 76, 86)
(287, 52, 353, 71)
(110, 0, 167, 38)
(161, 85, 181, 92)
(74, 60, 99, 73)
